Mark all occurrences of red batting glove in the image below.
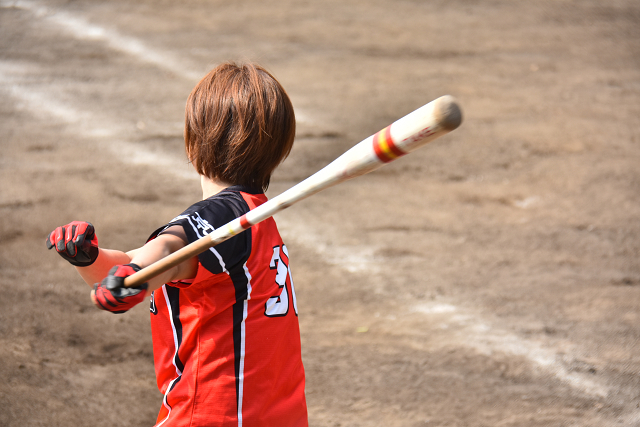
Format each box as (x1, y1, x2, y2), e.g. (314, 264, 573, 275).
(46, 221, 99, 267)
(93, 264, 148, 314)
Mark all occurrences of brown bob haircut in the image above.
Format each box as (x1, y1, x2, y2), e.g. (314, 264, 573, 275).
(185, 62, 296, 192)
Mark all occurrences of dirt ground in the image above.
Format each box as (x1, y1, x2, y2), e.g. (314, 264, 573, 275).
(1, 0, 639, 426)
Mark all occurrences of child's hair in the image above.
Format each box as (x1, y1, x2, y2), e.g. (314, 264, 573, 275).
(184, 62, 296, 192)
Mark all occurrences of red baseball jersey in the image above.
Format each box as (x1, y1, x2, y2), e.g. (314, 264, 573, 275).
(147, 186, 307, 427)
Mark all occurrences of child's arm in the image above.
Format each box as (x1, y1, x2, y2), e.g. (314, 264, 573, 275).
(47, 221, 198, 313)
(74, 248, 137, 286)
(128, 226, 199, 294)
(46, 221, 140, 287)
(90, 226, 198, 314)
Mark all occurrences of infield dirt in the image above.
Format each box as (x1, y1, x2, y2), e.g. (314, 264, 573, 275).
(1, 1, 639, 426)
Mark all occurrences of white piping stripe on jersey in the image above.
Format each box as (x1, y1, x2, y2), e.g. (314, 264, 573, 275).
(155, 214, 191, 241)
(157, 375, 182, 427)
(186, 214, 229, 274)
(282, 244, 299, 315)
(155, 285, 183, 427)
(237, 262, 253, 427)
(168, 214, 190, 224)
(163, 285, 183, 377)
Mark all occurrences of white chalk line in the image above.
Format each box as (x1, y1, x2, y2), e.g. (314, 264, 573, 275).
(0, 0, 313, 125)
(410, 303, 611, 398)
(0, 62, 197, 180)
(276, 211, 613, 399)
(2, 0, 202, 82)
(1, 1, 619, 405)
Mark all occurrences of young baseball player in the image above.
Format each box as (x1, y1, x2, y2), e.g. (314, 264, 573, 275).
(46, 62, 308, 427)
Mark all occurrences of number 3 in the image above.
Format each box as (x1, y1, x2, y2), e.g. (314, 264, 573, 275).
(265, 244, 298, 317)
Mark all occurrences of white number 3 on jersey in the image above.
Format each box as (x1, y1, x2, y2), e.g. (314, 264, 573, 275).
(265, 244, 298, 317)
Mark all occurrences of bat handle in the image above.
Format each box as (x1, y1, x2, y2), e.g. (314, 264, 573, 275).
(123, 237, 212, 287)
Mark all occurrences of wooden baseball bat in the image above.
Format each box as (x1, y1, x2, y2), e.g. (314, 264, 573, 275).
(124, 95, 462, 287)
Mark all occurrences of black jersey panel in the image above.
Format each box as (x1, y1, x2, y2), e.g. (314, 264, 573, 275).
(147, 186, 259, 275)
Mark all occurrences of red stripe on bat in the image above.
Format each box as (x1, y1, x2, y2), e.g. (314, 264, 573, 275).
(239, 215, 252, 229)
(384, 126, 405, 158)
(373, 129, 394, 163)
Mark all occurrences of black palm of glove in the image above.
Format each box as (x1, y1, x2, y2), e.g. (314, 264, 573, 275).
(93, 263, 149, 314)
(46, 221, 99, 266)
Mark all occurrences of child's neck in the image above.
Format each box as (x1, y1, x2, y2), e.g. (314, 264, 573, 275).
(201, 176, 233, 199)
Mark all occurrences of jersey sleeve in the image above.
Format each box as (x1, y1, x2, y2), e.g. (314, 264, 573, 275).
(147, 191, 252, 277)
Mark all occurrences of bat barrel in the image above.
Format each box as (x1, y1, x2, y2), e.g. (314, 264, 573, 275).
(392, 94, 462, 152)
(313, 95, 462, 182)
(369, 95, 461, 163)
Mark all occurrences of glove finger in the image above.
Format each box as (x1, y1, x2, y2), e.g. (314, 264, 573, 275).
(64, 223, 76, 245)
(94, 285, 119, 310)
(93, 286, 113, 311)
(85, 222, 97, 244)
(66, 242, 77, 257)
(72, 222, 89, 245)
(55, 227, 66, 253)
(87, 223, 98, 247)
(103, 289, 122, 307)
(66, 225, 78, 256)
(45, 231, 55, 250)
